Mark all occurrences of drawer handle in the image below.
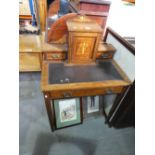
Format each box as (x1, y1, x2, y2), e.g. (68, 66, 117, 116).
(101, 53, 109, 58)
(52, 54, 60, 59)
(106, 89, 113, 94)
(63, 92, 72, 98)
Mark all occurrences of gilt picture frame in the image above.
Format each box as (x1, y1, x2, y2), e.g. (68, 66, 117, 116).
(53, 98, 83, 129)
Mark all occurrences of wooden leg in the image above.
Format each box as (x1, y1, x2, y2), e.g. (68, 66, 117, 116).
(102, 96, 109, 124)
(80, 97, 83, 124)
(44, 98, 56, 131)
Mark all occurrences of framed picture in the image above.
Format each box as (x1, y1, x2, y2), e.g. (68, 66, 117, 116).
(82, 96, 103, 119)
(53, 98, 83, 129)
(87, 96, 99, 113)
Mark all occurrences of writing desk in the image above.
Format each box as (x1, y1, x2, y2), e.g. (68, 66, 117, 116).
(41, 60, 130, 131)
(41, 24, 134, 131)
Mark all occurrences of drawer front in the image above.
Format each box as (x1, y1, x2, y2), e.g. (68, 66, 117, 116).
(19, 53, 41, 71)
(96, 52, 114, 59)
(46, 86, 123, 99)
(44, 52, 66, 61)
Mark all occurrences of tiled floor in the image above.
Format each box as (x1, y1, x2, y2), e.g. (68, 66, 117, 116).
(19, 73, 135, 155)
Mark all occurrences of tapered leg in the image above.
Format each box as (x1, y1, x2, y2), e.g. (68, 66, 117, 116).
(44, 98, 56, 131)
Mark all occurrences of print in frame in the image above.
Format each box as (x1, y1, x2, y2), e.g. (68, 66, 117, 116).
(53, 97, 83, 129)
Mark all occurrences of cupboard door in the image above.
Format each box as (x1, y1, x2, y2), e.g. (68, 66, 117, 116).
(72, 36, 96, 62)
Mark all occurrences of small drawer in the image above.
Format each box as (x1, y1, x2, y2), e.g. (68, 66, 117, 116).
(96, 52, 114, 59)
(48, 86, 124, 99)
(44, 52, 66, 61)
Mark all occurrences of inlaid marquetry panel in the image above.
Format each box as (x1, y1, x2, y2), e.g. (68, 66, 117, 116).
(72, 36, 96, 61)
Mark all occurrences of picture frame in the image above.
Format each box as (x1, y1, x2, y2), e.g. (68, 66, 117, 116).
(87, 96, 99, 113)
(82, 96, 104, 119)
(53, 98, 83, 129)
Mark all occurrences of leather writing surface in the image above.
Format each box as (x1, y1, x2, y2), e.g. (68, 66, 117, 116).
(48, 61, 123, 84)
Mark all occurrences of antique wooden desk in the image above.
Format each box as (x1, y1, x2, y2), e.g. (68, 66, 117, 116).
(40, 15, 134, 131)
(41, 57, 132, 131)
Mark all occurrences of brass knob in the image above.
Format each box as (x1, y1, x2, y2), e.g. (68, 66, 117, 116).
(102, 53, 109, 58)
(45, 94, 48, 98)
(52, 54, 60, 58)
(63, 92, 72, 98)
(106, 89, 113, 94)
(56, 54, 60, 58)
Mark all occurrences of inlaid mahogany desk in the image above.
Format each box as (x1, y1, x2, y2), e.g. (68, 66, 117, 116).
(41, 60, 130, 131)
(41, 27, 135, 131)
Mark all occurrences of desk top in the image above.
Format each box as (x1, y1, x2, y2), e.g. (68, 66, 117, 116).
(67, 15, 103, 33)
(48, 61, 123, 84)
(41, 60, 130, 91)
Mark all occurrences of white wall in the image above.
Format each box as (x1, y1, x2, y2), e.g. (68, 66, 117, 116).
(106, 33, 135, 82)
(106, 0, 135, 37)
